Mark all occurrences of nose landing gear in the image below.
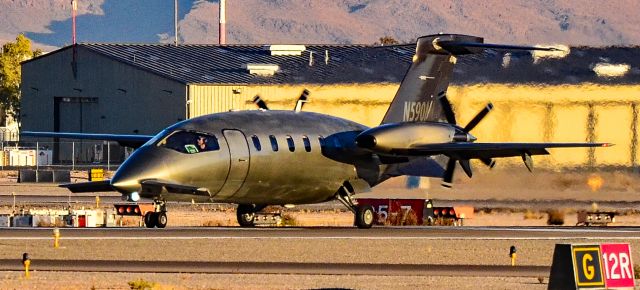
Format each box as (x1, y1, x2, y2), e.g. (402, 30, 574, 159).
(143, 198, 167, 228)
(236, 204, 257, 227)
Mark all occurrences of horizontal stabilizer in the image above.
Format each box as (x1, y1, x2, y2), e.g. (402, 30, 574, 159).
(389, 142, 612, 159)
(59, 180, 114, 193)
(21, 131, 153, 148)
(437, 41, 562, 52)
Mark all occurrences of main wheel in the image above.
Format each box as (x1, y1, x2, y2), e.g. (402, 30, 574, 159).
(156, 212, 168, 228)
(236, 204, 256, 227)
(355, 204, 375, 229)
(144, 212, 156, 228)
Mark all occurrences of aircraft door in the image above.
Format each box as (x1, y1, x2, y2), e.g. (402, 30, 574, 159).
(217, 129, 251, 198)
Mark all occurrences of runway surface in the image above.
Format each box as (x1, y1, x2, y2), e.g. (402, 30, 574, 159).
(3, 194, 640, 210)
(1, 226, 640, 240)
(0, 259, 548, 276)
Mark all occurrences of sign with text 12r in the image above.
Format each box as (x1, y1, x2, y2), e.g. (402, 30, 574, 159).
(600, 243, 635, 289)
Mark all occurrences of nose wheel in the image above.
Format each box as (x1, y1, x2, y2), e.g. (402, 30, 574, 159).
(143, 198, 167, 228)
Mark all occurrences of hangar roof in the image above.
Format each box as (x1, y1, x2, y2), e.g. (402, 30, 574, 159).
(24, 43, 640, 85)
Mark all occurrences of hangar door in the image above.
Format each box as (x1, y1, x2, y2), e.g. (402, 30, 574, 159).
(53, 97, 99, 163)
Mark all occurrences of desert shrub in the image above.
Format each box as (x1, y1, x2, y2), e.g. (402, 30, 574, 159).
(118, 217, 140, 227)
(403, 209, 419, 226)
(546, 209, 565, 225)
(280, 213, 297, 226)
(128, 278, 156, 290)
(523, 210, 544, 220)
(383, 209, 419, 226)
(202, 220, 222, 227)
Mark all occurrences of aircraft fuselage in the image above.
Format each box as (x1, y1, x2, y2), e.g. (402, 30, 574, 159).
(111, 110, 375, 205)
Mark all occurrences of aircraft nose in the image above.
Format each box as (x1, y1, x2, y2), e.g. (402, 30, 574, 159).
(111, 147, 168, 194)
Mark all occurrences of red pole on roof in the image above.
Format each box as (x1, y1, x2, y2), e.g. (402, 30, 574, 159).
(219, 0, 226, 45)
(71, 0, 77, 45)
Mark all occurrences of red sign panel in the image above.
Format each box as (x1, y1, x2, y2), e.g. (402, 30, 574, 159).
(600, 243, 635, 288)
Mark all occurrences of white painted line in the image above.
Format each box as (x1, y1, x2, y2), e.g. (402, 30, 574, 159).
(1, 236, 640, 241)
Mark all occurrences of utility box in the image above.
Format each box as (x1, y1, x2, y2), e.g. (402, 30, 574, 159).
(52, 170, 71, 182)
(18, 170, 36, 183)
(11, 215, 33, 227)
(71, 209, 98, 227)
(0, 215, 10, 227)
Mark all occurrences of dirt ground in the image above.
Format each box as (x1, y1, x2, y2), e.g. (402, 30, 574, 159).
(0, 272, 549, 290)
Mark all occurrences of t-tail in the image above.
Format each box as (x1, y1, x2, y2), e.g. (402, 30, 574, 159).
(380, 34, 560, 125)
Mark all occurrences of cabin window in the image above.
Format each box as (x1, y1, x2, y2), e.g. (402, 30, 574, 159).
(269, 135, 279, 151)
(286, 135, 295, 152)
(318, 136, 325, 148)
(158, 130, 220, 154)
(252, 135, 261, 151)
(302, 136, 311, 152)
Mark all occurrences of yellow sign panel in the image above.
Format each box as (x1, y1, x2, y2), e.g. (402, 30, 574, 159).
(89, 168, 105, 181)
(572, 246, 605, 288)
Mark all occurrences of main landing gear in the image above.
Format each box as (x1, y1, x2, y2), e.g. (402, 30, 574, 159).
(236, 204, 274, 227)
(336, 187, 374, 229)
(143, 199, 168, 228)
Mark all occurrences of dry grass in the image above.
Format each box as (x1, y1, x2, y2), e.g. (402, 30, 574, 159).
(127, 278, 157, 290)
(383, 209, 419, 226)
(523, 210, 545, 220)
(546, 209, 565, 225)
(280, 213, 297, 226)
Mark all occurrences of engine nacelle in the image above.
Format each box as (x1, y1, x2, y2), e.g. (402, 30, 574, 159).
(355, 122, 473, 153)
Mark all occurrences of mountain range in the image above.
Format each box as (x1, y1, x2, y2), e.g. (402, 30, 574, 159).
(1, 0, 639, 50)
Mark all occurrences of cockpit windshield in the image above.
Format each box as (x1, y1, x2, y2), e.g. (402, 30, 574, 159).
(157, 130, 221, 154)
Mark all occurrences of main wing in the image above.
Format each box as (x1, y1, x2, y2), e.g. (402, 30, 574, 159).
(389, 142, 611, 159)
(21, 131, 154, 148)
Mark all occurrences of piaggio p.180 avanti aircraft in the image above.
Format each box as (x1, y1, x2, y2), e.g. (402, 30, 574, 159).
(23, 34, 610, 229)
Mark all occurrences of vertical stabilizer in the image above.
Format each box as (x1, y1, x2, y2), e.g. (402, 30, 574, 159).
(381, 34, 484, 124)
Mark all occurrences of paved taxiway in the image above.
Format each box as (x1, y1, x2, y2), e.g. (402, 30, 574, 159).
(1, 227, 638, 277)
(1, 226, 640, 240)
(0, 259, 548, 276)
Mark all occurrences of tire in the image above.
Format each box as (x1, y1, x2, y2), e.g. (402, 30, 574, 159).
(355, 205, 374, 229)
(156, 212, 168, 228)
(144, 212, 156, 228)
(236, 204, 256, 227)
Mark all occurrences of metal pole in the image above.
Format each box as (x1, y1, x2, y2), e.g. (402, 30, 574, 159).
(36, 142, 39, 171)
(72, 142, 75, 171)
(174, 0, 178, 46)
(107, 142, 110, 171)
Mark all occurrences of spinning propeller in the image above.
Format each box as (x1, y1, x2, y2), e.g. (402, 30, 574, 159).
(438, 91, 495, 188)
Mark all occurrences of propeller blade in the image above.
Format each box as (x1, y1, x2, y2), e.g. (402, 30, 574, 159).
(463, 102, 494, 132)
(459, 159, 473, 178)
(480, 158, 496, 169)
(253, 95, 269, 110)
(293, 89, 310, 112)
(437, 91, 457, 125)
(522, 152, 534, 172)
(441, 158, 456, 188)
